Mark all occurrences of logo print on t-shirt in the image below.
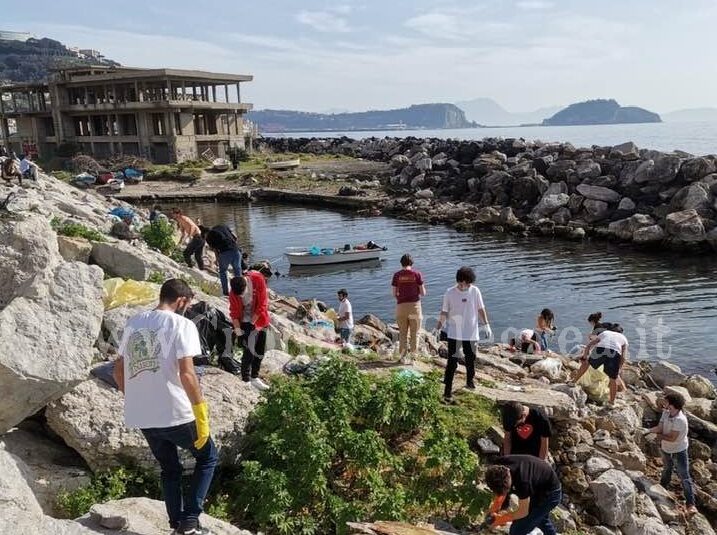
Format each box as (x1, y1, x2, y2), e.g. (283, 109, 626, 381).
(126, 329, 161, 379)
(516, 423, 534, 440)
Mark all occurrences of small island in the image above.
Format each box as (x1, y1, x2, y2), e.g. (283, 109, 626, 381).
(542, 98, 661, 126)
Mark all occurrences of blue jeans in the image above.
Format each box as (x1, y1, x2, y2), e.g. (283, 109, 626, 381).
(218, 249, 242, 295)
(661, 449, 695, 506)
(509, 487, 562, 535)
(141, 421, 218, 529)
(539, 331, 549, 351)
(339, 327, 352, 343)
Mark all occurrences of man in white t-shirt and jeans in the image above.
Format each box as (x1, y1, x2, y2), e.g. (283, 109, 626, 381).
(113, 279, 217, 535)
(435, 266, 491, 404)
(650, 392, 697, 515)
(337, 288, 354, 347)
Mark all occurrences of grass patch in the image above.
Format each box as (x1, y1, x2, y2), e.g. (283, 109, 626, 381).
(55, 466, 160, 519)
(51, 217, 106, 242)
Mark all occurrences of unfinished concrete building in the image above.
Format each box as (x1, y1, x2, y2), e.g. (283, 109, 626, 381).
(0, 66, 253, 163)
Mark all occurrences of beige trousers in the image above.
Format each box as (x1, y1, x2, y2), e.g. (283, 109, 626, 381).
(396, 301, 422, 356)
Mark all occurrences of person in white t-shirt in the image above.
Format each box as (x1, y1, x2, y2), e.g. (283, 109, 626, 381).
(435, 266, 491, 404)
(650, 392, 697, 515)
(113, 279, 217, 535)
(573, 327, 628, 404)
(337, 288, 354, 346)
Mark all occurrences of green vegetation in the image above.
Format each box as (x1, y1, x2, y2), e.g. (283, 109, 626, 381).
(50, 217, 106, 242)
(147, 271, 166, 285)
(226, 358, 496, 534)
(55, 466, 160, 519)
(50, 170, 73, 182)
(146, 160, 205, 182)
(139, 218, 176, 255)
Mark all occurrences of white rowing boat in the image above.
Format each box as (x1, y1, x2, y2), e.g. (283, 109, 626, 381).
(267, 158, 301, 170)
(285, 244, 386, 266)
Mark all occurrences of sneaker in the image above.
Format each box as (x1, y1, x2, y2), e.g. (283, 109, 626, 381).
(442, 396, 456, 405)
(685, 505, 698, 515)
(176, 520, 212, 534)
(251, 377, 270, 391)
(465, 383, 476, 390)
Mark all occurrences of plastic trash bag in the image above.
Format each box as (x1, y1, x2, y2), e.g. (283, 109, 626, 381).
(103, 278, 158, 310)
(530, 357, 563, 380)
(576, 364, 610, 403)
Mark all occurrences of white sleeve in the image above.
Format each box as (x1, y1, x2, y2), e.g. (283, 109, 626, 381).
(474, 287, 485, 310)
(118, 324, 131, 357)
(441, 291, 450, 314)
(174, 320, 202, 360)
(347, 301, 353, 318)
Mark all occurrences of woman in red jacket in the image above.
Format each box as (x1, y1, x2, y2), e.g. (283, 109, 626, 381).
(229, 266, 272, 391)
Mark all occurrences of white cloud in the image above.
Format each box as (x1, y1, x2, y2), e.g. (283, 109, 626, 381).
(296, 10, 351, 33)
(516, 0, 554, 9)
(404, 11, 513, 42)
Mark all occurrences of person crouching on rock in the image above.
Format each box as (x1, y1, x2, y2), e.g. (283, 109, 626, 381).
(482, 455, 562, 535)
(229, 265, 272, 391)
(435, 266, 491, 404)
(112, 279, 217, 535)
(572, 319, 629, 405)
(535, 308, 556, 351)
(650, 392, 697, 515)
(501, 402, 552, 460)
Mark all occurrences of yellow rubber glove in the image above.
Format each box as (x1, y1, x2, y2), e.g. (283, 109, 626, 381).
(192, 401, 210, 450)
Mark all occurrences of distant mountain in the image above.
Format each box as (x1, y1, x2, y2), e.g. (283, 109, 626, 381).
(455, 97, 562, 126)
(662, 108, 717, 123)
(542, 99, 661, 126)
(249, 104, 476, 132)
(0, 35, 119, 83)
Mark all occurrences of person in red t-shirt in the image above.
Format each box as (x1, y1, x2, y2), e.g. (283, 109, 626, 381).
(229, 266, 272, 391)
(391, 254, 426, 363)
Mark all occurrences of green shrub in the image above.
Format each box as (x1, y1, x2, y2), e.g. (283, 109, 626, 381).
(147, 271, 166, 284)
(230, 358, 496, 534)
(55, 466, 160, 519)
(50, 217, 106, 242)
(140, 218, 176, 255)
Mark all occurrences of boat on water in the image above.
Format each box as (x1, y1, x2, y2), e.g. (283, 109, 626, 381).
(267, 158, 301, 170)
(285, 242, 386, 266)
(212, 158, 230, 171)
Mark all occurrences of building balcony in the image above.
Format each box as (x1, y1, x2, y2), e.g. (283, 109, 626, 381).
(61, 100, 252, 113)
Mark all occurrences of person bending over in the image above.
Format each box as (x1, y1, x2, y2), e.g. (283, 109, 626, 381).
(501, 402, 552, 460)
(573, 326, 629, 404)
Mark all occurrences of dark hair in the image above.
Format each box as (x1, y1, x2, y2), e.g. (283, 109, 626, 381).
(257, 265, 272, 278)
(230, 276, 247, 296)
(337, 288, 348, 297)
(664, 392, 685, 411)
(159, 278, 194, 303)
(172, 207, 182, 215)
(485, 465, 512, 495)
(153, 204, 162, 210)
(587, 312, 602, 324)
(541, 309, 554, 322)
(400, 254, 413, 267)
(501, 402, 524, 431)
(199, 225, 209, 237)
(456, 266, 476, 284)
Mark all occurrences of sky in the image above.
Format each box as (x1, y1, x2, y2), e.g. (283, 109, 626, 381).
(5, 0, 717, 113)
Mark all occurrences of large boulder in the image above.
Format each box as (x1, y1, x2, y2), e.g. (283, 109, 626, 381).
(576, 184, 621, 203)
(583, 199, 611, 222)
(684, 374, 717, 400)
(649, 361, 687, 387)
(671, 183, 711, 212)
(57, 235, 93, 263)
(665, 209, 706, 242)
(0, 215, 104, 433)
(46, 370, 261, 471)
(633, 225, 665, 244)
(531, 193, 570, 219)
(621, 516, 679, 535)
(608, 213, 655, 240)
(589, 469, 636, 526)
(0, 448, 95, 534)
(77, 497, 253, 534)
(634, 154, 682, 184)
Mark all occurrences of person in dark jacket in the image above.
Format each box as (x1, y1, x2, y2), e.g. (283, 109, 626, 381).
(203, 224, 242, 296)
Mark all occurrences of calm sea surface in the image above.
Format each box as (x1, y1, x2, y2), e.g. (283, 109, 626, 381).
(181, 202, 717, 379)
(267, 120, 717, 156)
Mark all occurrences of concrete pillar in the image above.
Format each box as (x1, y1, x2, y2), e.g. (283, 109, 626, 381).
(182, 80, 186, 100)
(224, 84, 229, 103)
(166, 78, 171, 101)
(84, 87, 89, 105)
(236, 83, 241, 103)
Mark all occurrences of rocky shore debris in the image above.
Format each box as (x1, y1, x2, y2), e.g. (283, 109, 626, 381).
(2, 171, 717, 534)
(263, 136, 717, 252)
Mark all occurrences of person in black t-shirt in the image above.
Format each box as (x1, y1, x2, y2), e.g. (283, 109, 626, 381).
(501, 402, 552, 460)
(202, 224, 242, 296)
(483, 455, 562, 535)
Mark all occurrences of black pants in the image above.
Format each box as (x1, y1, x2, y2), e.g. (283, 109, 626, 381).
(240, 322, 266, 382)
(183, 236, 205, 269)
(444, 338, 476, 398)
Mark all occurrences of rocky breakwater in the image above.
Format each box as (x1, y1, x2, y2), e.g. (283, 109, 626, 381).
(263, 136, 717, 252)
